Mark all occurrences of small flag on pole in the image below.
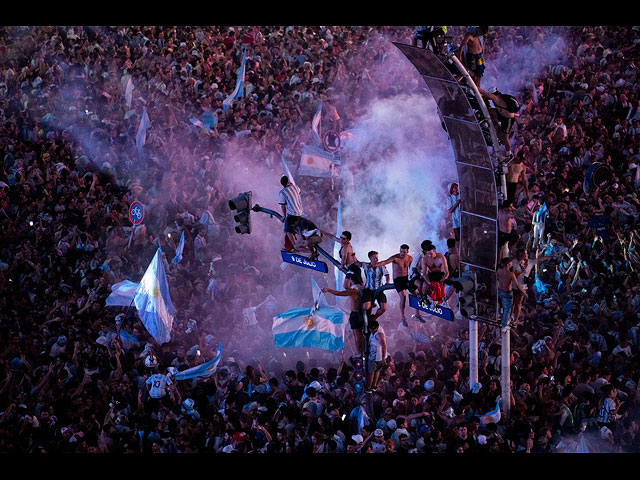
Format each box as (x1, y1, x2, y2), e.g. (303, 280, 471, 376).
(173, 231, 185, 264)
(222, 49, 247, 113)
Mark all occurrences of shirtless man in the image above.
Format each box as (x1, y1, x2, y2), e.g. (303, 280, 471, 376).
(323, 229, 360, 286)
(479, 87, 520, 156)
(456, 26, 487, 88)
(497, 257, 528, 328)
(443, 238, 460, 309)
(498, 200, 518, 261)
(420, 240, 450, 306)
(322, 272, 366, 357)
(371, 244, 413, 327)
(324, 230, 357, 270)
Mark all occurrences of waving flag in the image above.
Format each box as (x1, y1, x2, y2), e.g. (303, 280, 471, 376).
(136, 107, 151, 159)
(173, 344, 222, 381)
(106, 280, 140, 307)
(134, 248, 176, 344)
(281, 152, 295, 184)
(311, 103, 322, 146)
(479, 397, 501, 424)
(202, 111, 217, 129)
(125, 75, 134, 109)
(410, 332, 432, 345)
(101, 329, 140, 352)
(173, 231, 185, 264)
(310, 277, 331, 310)
(298, 144, 336, 178)
(273, 306, 345, 351)
(189, 117, 212, 135)
(223, 49, 246, 112)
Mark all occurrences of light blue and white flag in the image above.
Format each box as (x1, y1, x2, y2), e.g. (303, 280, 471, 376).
(189, 117, 212, 135)
(125, 75, 134, 109)
(273, 306, 345, 351)
(410, 332, 432, 345)
(173, 344, 222, 381)
(134, 248, 176, 344)
(281, 152, 295, 185)
(173, 231, 185, 264)
(222, 49, 247, 113)
(311, 103, 322, 146)
(103, 329, 140, 352)
(310, 277, 331, 310)
(106, 279, 140, 307)
(202, 111, 217, 130)
(479, 396, 501, 424)
(298, 144, 336, 178)
(136, 108, 151, 159)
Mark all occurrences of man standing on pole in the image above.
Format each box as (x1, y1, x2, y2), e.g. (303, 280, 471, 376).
(279, 175, 304, 252)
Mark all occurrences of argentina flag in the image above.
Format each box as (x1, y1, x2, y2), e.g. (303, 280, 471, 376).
(134, 248, 176, 344)
(298, 144, 336, 178)
(173, 344, 222, 381)
(136, 107, 151, 159)
(273, 307, 345, 351)
(124, 75, 134, 109)
(311, 103, 322, 146)
(173, 231, 185, 264)
(479, 397, 501, 425)
(105, 279, 139, 307)
(222, 49, 246, 113)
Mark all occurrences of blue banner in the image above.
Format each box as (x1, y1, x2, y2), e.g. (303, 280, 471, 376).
(408, 295, 454, 322)
(281, 251, 328, 273)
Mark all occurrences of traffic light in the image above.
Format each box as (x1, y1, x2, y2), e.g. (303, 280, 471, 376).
(229, 191, 252, 234)
(351, 355, 365, 394)
(453, 272, 476, 318)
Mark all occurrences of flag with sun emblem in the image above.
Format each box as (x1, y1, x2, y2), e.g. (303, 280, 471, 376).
(134, 248, 176, 344)
(298, 144, 337, 178)
(273, 278, 345, 351)
(272, 306, 345, 351)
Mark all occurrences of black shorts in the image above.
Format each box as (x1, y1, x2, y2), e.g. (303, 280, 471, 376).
(513, 289, 525, 301)
(407, 275, 422, 294)
(393, 276, 409, 292)
(498, 230, 518, 247)
(362, 288, 387, 305)
(349, 311, 364, 330)
(284, 215, 301, 233)
(428, 271, 445, 282)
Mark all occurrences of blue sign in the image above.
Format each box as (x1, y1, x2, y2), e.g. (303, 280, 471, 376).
(409, 295, 454, 322)
(281, 251, 328, 273)
(129, 201, 144, 225)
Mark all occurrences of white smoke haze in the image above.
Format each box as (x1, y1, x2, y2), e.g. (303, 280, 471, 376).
(339, 92, 455, 263)
(483, 27, 569, 95)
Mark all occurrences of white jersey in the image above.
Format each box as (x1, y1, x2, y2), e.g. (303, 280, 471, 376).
(369, 327, 386, 362)
(597, 397, 616, 424)
(278, 182, 303, 217)
(146, 373, 172, 399)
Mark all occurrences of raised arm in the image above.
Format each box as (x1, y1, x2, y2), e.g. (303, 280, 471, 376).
(322, 287, 356, 297)
(371, 255, 397, 268)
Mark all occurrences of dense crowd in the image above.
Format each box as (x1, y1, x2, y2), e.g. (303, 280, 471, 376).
(0, 25, 640, 454)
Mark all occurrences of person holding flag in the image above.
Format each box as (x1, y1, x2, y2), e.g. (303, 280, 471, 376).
(134, 248, 176, 345)
(173, 230, 185, 264)
(322, 272, 366, 359)
(222, 48, 247, 113)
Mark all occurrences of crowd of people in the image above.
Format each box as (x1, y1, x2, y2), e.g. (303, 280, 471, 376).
(0, 25, 640, 454)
